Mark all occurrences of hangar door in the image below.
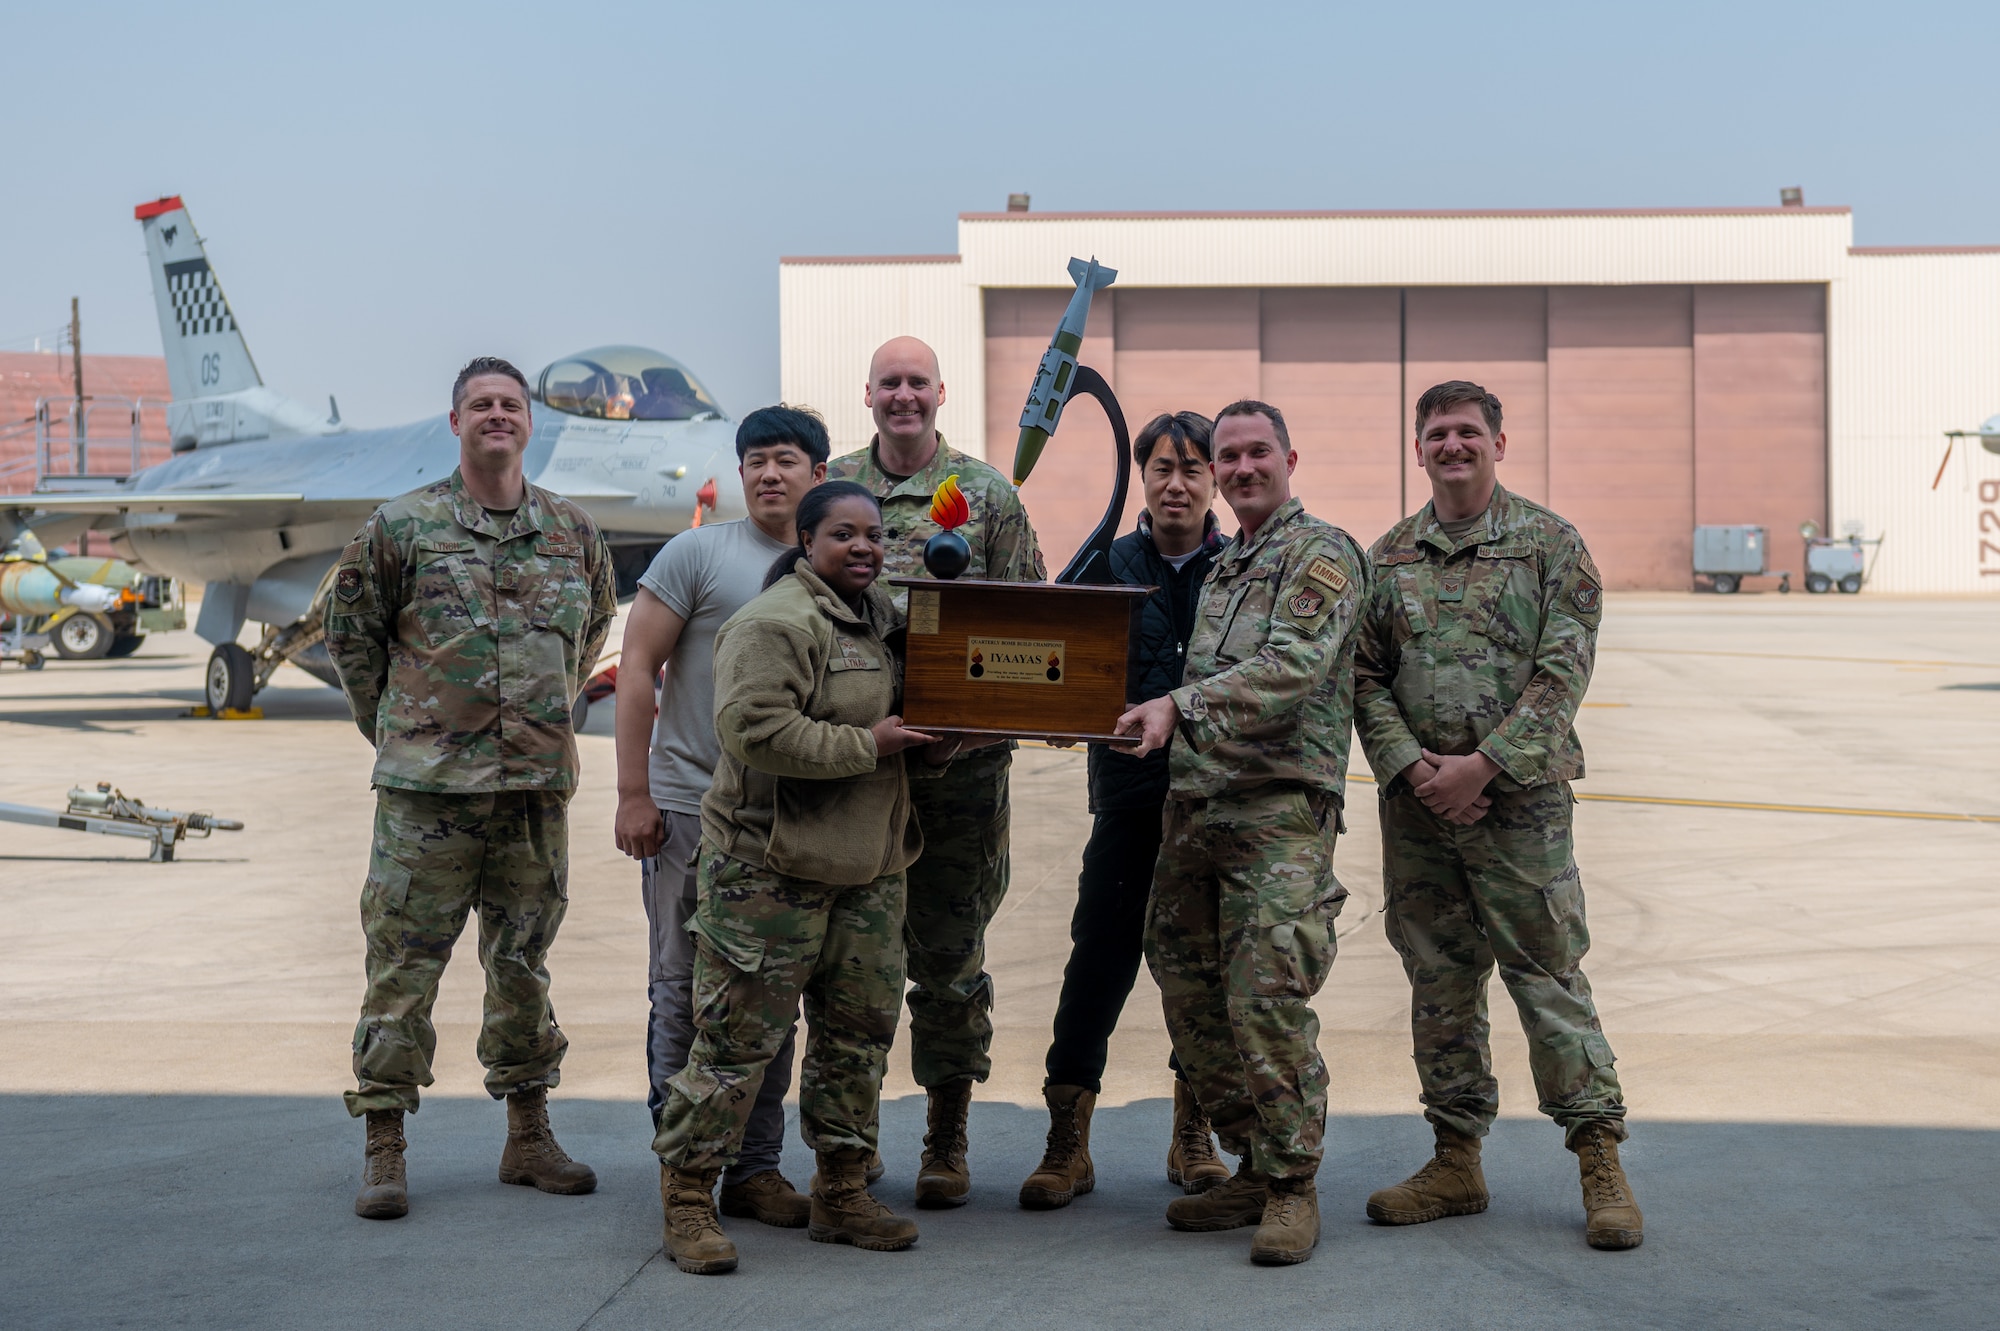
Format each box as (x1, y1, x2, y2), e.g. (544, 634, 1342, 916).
(987, 284, 1826, 590)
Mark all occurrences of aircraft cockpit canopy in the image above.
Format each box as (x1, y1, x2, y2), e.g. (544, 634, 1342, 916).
(537, 346, 726, 422)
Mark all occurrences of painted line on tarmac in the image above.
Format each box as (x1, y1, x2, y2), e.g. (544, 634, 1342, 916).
(1604, 646, 2000, 670)
(1348, 774, 2000, 823)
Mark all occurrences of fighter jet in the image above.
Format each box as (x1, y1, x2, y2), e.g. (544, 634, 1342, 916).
(3, 196, 746, 714)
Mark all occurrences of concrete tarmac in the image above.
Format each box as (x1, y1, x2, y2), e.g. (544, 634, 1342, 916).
(3, 592, 1998, 1328)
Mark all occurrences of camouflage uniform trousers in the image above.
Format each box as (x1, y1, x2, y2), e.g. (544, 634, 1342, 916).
(1378, 780, 1626, 1146)
(652, 846, 907, 1171)
(903, 747, 1010, 1088)
(345, 788, 571, 1116)
(1144, 784, 1347, 1181)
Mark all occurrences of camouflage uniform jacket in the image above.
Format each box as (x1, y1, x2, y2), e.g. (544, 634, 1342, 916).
(703, 560, 925, 885)
(1353, 484, 1603, 794)
(1166, 497, 1369, 805)
(325, 468, 617, 793)
(825, 435, 1046, 602)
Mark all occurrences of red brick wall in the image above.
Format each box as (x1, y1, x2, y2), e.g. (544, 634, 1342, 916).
(0, 352, 172, 496)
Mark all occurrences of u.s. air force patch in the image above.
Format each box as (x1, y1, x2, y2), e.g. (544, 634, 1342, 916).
(335, 567, 363, 603)
(1572, 580, 1601, 613)
(1289, 588, 1325, 618)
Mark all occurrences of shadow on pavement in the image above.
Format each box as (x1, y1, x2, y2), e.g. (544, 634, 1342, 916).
(5, 1093, 1995, 1330)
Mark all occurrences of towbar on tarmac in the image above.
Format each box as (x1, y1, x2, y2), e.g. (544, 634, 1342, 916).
(0, 782, 244, 861)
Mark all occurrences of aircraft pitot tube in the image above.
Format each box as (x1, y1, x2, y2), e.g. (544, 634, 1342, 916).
(0, 560, 123, 617)
(1012, 257, 1118, 487)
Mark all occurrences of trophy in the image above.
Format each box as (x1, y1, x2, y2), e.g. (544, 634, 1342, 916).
(893, 258, 1150, 743)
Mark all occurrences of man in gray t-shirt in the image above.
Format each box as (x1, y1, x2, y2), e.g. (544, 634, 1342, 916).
(613, 405, 828, 1227)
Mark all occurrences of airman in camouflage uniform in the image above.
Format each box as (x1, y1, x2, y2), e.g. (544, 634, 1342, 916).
(326, 358, 617, 1222)
(1353, 378, 1640, 1251)
(1120, 401, 1367, 1267)
(827, 347, 1046, 1207)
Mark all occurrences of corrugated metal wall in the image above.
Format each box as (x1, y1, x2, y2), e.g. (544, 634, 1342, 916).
(1830, 252, 2000, 594)
(960, 211, 1854, 289)
(778, 257, 986, 460)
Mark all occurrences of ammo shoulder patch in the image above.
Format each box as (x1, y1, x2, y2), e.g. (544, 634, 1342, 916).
(1305, 555, 1349, 595)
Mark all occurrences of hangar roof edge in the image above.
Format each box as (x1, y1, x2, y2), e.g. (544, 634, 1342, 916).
(1849, 244, 2000, 256)
(780, 253, 961, 266)
(956, 207, 1853, 221)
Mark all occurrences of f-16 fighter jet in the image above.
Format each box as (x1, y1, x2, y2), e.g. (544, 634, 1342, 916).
(4, 196, 742, 714)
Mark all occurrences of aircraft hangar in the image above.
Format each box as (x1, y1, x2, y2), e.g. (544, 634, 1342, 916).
(779, 206, 2000, 594)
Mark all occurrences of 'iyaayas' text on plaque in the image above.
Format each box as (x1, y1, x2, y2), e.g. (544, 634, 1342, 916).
(965, 637, 1065, 684)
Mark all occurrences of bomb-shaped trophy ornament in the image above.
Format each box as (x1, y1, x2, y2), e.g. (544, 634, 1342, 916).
(923, 474, 972, 578)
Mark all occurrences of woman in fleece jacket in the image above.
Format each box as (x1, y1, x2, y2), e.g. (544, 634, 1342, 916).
(649, 479, 958, 1273)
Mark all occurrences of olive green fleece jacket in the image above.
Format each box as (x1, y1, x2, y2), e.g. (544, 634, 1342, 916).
(701, 560, 925, 884)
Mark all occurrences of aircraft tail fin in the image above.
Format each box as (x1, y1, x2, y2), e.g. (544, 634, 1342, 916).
(135, 196, 262, 402)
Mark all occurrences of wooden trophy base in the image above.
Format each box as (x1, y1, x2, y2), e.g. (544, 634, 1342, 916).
(890, 578, 1151, 743)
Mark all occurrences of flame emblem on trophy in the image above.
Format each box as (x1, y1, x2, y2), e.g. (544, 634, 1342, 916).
(923, 474, 973, 579)
(968, 645, 984, 677)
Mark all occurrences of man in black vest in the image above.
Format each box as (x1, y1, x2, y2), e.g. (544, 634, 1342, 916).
(1018, 411, 1232, 1210)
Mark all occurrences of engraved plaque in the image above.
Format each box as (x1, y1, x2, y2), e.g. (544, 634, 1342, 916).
(908, 588, 941, 636)
(966, 637, 1064, 684)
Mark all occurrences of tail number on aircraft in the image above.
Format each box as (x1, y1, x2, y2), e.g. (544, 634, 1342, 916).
(1981, 480, 2000, 577)
(200, 353, 222, 386)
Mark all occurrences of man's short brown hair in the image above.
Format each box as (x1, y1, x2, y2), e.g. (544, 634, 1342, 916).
(1214, 399, 1291, 451)
(453, 356, 532, 412)
(1414, 380, 1503, 437)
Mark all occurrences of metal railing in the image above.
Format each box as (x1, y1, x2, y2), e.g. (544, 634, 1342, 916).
(29, 395, 172, 488)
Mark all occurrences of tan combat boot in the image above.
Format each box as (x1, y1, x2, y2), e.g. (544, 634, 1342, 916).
(1165, 1164, 1269, 1232)
(1250, 1177, 1321, 1265)
(914, 1078, 973, 1208)
(719, 1168, 811, 1228)
(1166, 1080, 1230, 1194)
(811, 1148, 920, 1251)
(1571, 1124, 1644, 1250)
(354, 1108, 408, 1220)
(1365, 1125, 1489, 1225)
(661, 1163, 738, 1274)
(498, 1087, 597, 1195)
(1018, 1084, 1096, 1210)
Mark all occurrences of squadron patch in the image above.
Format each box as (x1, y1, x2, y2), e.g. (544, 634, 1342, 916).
(1572, 580, 1601, 613)
(1289, 589, 1325, 618)
(334, 567, 363, 603)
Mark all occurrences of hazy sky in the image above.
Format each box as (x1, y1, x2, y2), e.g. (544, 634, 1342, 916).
(7, 1, 1995, 427)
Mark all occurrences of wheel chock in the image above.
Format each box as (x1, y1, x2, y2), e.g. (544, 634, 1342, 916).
(183, 705, 265, 720)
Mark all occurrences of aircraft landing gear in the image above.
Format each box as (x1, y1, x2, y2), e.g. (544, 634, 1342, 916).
(206, 642, 256, 713)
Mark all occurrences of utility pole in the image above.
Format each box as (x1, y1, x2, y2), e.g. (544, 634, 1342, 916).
(69, 296, 86, 473)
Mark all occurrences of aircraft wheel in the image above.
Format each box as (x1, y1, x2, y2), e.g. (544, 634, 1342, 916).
(1838, 574, 1863, 594)
(1805, 573, 1832, 594)
(1711, 574, 1740, 595)
(53, 612, 114, 660)
(107, 634, 145, 658)
(206, 643, 256, 714)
